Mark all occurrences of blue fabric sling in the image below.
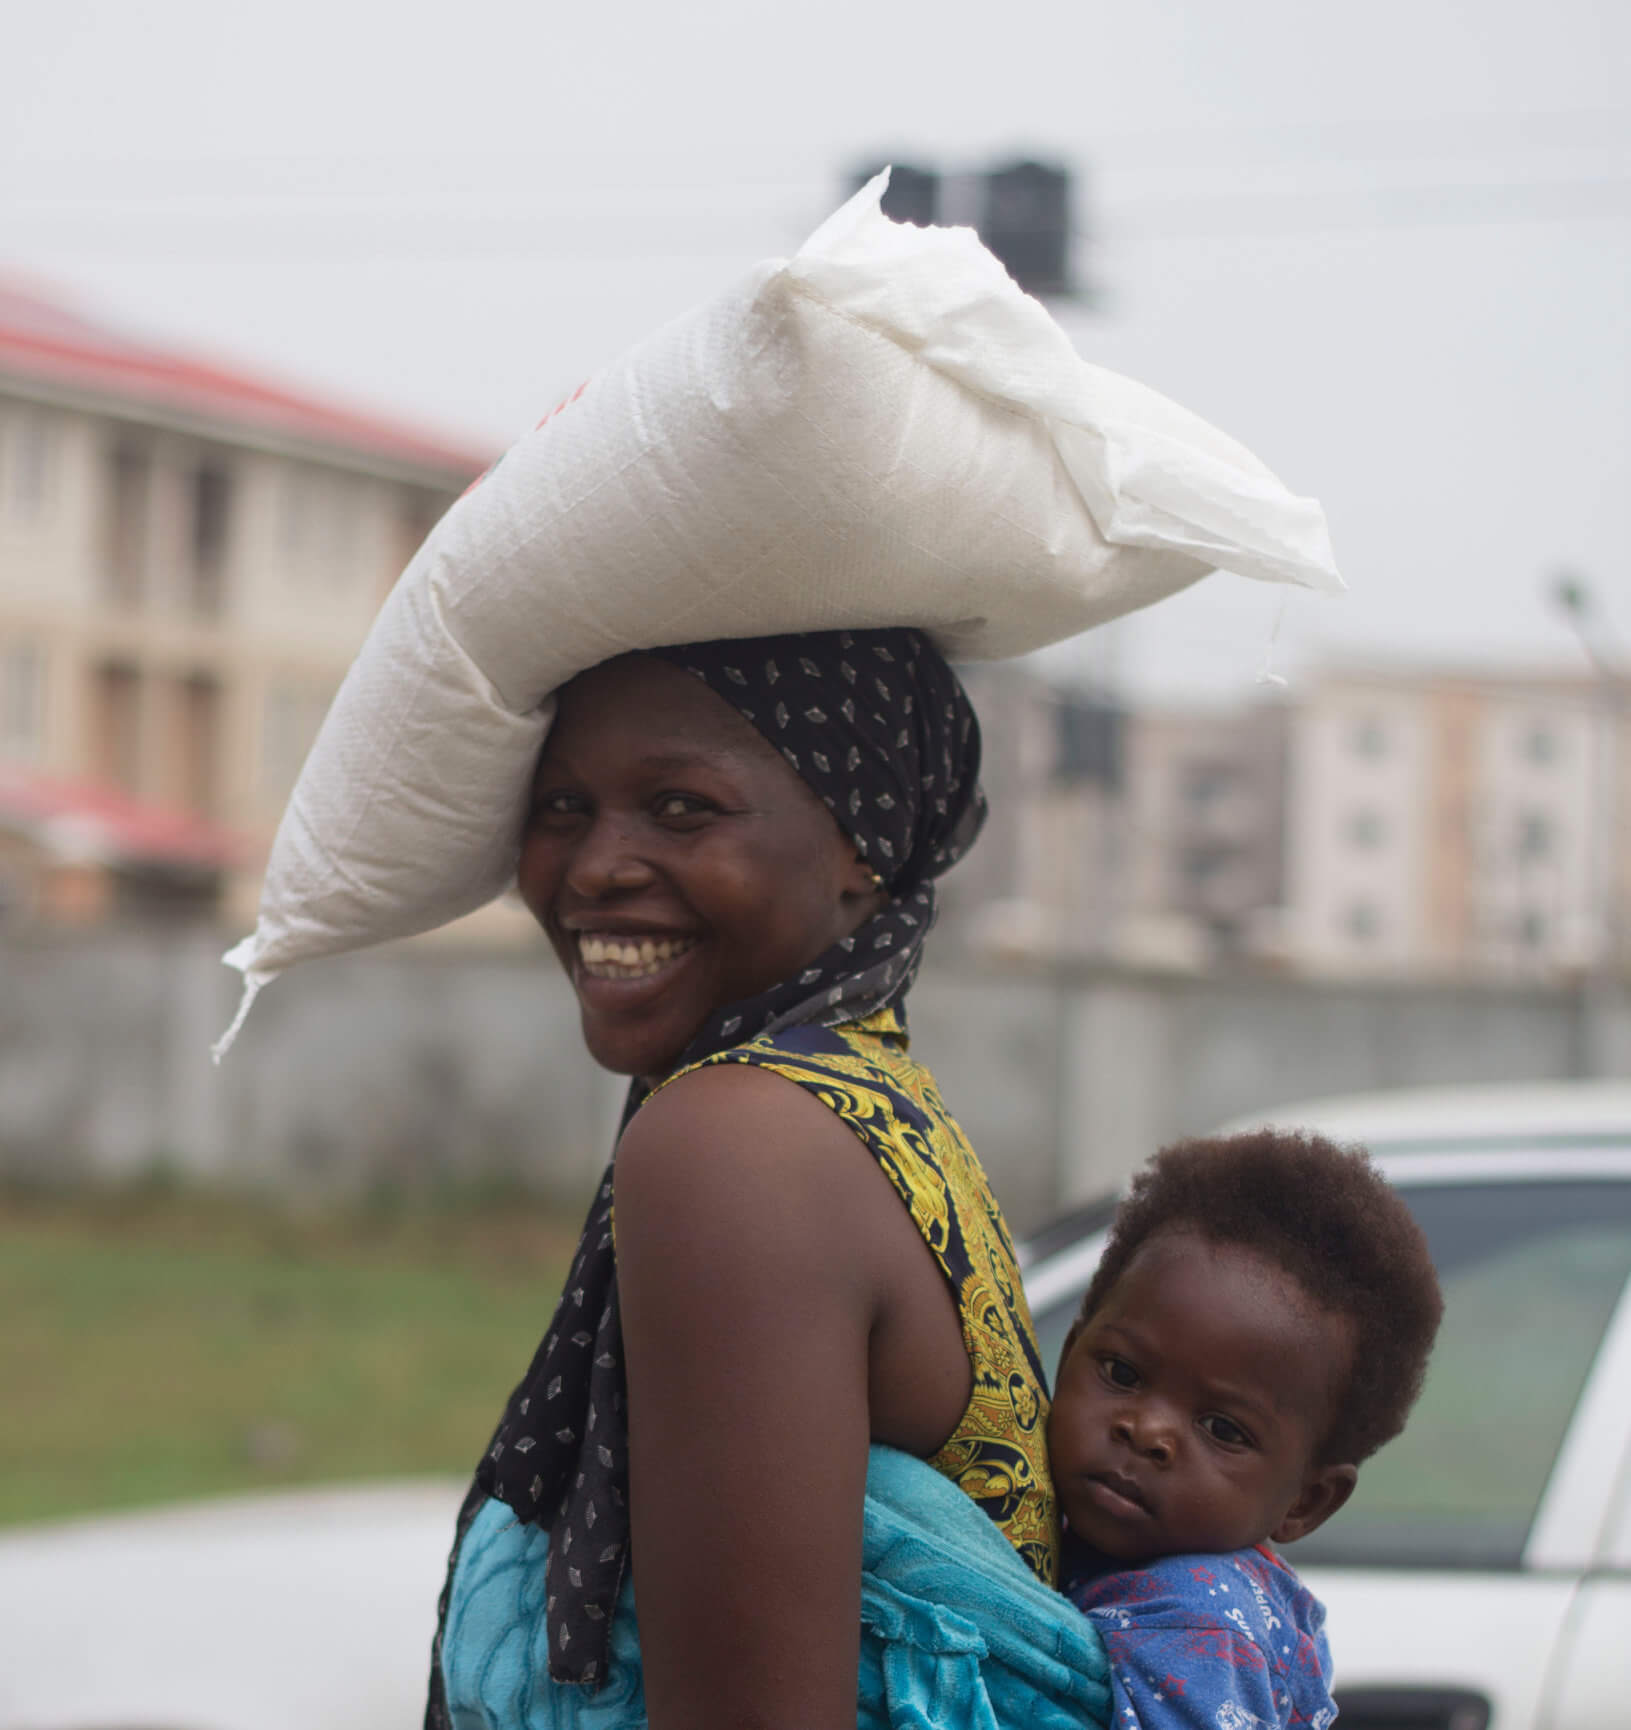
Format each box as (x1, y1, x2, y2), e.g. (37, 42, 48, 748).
(441, 1446, 1111, 1730)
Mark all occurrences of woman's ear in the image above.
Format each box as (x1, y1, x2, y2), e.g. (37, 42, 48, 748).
(840, 851, 887, 902)
(1270, 1462, 1358, 1546)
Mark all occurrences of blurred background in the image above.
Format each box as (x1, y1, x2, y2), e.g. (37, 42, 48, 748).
(2, 0, 1628, 1550)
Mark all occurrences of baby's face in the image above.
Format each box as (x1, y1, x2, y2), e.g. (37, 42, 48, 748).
(1048, 1229, 1356, 1564)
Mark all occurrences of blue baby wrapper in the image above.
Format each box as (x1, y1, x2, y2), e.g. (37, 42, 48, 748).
(441, 1445, 1111, 1730)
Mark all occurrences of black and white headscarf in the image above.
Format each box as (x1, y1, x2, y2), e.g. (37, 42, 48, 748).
(426, 628, 984, 1712)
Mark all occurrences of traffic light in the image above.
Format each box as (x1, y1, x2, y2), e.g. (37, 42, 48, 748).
(847, 157, 1076, 297)
(978, 161, 1072, 297)
(849, 162, 940, 227)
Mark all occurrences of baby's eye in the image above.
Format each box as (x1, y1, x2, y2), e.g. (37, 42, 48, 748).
(1200, 1414, 1251, 1448)
(1100, 1356, 1138, 1390)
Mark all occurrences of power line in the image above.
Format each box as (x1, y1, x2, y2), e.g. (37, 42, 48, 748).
(4, 174, 1626, 262)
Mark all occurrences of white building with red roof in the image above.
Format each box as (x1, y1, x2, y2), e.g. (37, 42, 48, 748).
(0, 278, 486, 925)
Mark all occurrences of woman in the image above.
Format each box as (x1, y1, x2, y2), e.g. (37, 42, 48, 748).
(429, 627, 1061, 1730)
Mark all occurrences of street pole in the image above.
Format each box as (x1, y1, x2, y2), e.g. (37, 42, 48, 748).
(1550, 573, 1629, 1073)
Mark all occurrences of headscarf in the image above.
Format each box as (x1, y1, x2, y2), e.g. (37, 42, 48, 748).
(427, 628, 984, 1707)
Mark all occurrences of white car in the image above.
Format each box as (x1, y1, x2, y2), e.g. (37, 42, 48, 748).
(1022, 1081, 1631, 1730)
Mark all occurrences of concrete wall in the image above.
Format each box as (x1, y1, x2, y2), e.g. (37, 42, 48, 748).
(3, 929, 1627, 1233)
(0, 930, 622, 1206)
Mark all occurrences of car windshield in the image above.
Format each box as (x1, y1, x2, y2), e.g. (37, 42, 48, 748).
(1029, 1177, 1631, 1571)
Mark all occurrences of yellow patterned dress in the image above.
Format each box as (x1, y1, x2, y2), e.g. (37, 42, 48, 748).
(656, 1004, 1059, 1586)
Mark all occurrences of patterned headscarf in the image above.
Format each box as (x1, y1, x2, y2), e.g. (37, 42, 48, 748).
(426, 628, 984, 1711)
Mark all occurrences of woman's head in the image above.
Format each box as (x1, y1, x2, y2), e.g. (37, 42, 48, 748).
(517, 629, 982, 1079)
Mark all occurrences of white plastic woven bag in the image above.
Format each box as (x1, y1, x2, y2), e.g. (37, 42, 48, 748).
(217, 173, 1341, 1048)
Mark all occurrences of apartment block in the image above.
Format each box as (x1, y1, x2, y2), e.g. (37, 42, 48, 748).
(0, 281, 483, 923)
(1287, 668, 1629, 978)
(944, 658, 1628, 984)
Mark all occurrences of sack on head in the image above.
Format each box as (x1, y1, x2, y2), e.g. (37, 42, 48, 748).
(217, 172, 1341, 1051)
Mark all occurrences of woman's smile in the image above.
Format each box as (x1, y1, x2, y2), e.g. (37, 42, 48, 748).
(570, 930, 701, 982)
(566, 930, 707, 1035)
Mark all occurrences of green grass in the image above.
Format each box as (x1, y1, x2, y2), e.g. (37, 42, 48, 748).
(0, 1183, 579, 1526)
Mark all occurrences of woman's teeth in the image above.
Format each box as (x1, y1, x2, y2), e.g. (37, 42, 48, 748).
(576, 934, 697, 980)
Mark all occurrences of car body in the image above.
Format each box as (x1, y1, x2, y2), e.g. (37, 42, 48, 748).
(1021, 1081, 1631, 1730)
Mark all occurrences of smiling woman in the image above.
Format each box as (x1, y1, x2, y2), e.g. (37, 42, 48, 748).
(428, 628, 1062, 1730)
(188, 177, 1344, 1730)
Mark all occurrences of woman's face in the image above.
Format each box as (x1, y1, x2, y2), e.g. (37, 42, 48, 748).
(518, 654, 883, 1078)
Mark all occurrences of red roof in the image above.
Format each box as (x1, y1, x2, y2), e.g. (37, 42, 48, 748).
(0, 278, 491, 479)
(0, 763, 249, 874)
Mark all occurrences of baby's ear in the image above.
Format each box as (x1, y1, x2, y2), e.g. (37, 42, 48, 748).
(1270, 1463, 1358, 1546)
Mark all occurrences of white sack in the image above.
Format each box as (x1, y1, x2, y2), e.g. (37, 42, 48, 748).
(220, 173, 1341, 1033)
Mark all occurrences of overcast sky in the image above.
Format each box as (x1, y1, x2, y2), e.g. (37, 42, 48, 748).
(3, 0, 1627, 700)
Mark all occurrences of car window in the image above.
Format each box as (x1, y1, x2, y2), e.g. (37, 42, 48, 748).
(1028, 1180, 1631, 1571)
(1286, 1180, 1631, 1569)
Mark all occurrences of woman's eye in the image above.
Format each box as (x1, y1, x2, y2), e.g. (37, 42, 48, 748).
(653, 793, 712, 820)
(1101, 1357, 1138, 1390)
(1201, 1415, 1250, 1448)
(531, 790, 588, 821)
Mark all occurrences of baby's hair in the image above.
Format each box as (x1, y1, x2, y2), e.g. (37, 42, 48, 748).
(1073, 1130, 1443, 1465)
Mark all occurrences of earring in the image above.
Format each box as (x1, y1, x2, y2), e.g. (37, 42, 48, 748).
(867, 868, 885, 891)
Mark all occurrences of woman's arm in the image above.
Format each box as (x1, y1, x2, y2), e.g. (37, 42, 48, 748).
(614, 1062, 925, 1730)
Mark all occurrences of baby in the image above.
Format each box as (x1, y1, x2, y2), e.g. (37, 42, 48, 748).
(1047, 1130, 1443, 1730)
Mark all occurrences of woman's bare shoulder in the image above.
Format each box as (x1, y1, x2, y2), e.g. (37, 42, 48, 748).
(622, 1057, 862, 1166)
(615, 1059, 892, 1276)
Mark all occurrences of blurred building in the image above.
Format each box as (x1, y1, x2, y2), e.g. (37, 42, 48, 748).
(1121, 705, 1289, 967)
(947, 657, 1629, 986)
(1286, 667, 1631, 979)
(0, 280, 484, 926)
(946, 662, 1290, 969)
(941, 661, 1128, 959)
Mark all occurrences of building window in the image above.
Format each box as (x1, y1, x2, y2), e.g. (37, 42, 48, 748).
(1350, 715, 1388, 760)
(1346, 808, 1386, 850)
(90, 661, 142, 793)
(1344, 900, 1381, 943)
(1181, 844, 1232, 887)
(0, 643, 45, 761)
(3, 407, 55, 521)
(1053, 697, 1123, 788)
(1183, 765, 1231, 811)
(103, 442, 151, 607)
(1516, 812, 1552, 862)
(190, 464, 232, 617)
(177, 673, 221, 817)
(1518, 909, 1547, 949)
(1522, 725, 1557, 766)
